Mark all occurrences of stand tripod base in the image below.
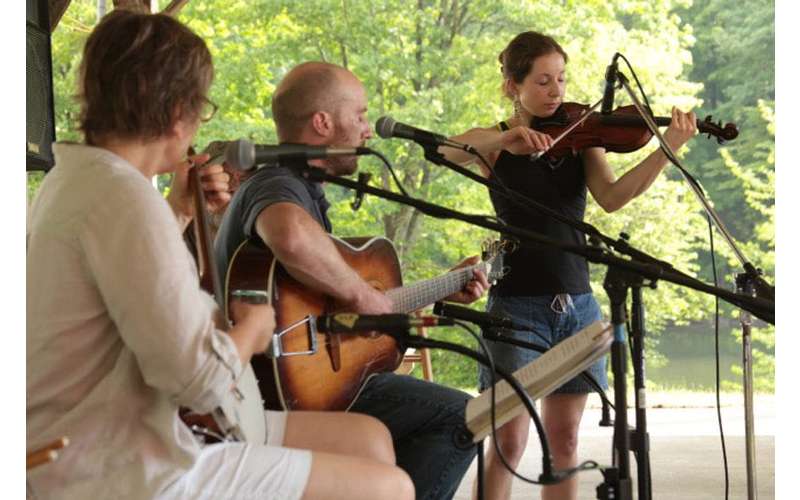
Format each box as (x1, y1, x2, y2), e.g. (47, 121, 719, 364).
(596, 467, 633, 500)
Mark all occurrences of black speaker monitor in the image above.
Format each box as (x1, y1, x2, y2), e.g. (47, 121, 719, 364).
(26, 0, 56, 171)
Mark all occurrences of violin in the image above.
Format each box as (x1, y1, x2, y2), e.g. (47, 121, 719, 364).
(532, 102, 739, 159)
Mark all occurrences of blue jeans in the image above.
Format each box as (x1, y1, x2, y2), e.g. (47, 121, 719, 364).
(478, 293, 608, 394)
(350, 373, 475, 500)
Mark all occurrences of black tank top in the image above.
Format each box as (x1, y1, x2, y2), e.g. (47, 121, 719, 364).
(489, 118, 591, 296)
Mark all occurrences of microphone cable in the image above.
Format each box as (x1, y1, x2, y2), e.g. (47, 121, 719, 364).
(458, 320, 556, 486)
(456, 320, 601, 487)
(616, 54, 708, 199)
(366, 148, 410, 197)
(616, 53, 653, 116)
(708, 215, 730, 500)
(618, 54, 732, 499)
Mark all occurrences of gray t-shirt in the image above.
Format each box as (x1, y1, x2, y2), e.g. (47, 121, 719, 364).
(214, 163, 331, 280)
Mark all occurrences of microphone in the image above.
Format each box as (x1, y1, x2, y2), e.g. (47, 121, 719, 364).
(375, 116, 476, 153)
(601, 53, 620, 115)
(433, 302, 528, 331)
(313, 313, 455, 333)
(224, 139, 372, 171)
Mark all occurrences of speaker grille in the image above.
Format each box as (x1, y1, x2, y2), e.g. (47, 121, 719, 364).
(26, 22, 55, 170)
(26, 0, 43, 27)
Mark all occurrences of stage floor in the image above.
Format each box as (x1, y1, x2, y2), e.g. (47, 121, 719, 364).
(454, 394, 775, 499)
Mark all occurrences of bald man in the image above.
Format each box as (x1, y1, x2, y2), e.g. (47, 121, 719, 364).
(214, 62, 488, 499)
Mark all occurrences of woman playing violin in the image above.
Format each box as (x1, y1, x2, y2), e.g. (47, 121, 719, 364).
(441, 31, 697, 500)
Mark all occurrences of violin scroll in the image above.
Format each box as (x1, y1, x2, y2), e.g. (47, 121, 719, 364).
(702, 115, 739, 144)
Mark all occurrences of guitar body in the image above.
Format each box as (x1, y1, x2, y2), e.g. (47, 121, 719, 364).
(226, 236, 405, 411)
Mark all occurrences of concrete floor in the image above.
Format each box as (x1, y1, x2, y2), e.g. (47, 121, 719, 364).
(453, 395, 775, 499)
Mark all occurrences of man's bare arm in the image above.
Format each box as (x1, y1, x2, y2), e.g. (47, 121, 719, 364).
(254, 202, 392, 314)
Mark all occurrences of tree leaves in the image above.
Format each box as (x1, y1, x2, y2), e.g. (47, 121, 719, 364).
(42, 0, 773, 391)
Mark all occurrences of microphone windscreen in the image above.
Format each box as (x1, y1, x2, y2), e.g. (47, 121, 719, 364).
(375, 116, 396, 139)
(201, 140, 229, 160)
(225, 139, 256, 171)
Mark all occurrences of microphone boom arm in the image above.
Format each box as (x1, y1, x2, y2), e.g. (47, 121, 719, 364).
(288, 161, 773, 324)
(615, 69, 774, 298)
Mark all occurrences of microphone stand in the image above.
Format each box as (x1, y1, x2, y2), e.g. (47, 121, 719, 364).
(350, 172, 371, 211)
(288, 160, 773, 499)
(419, 143, 766, 498)
(600, 262, 643, 500)
(421, 141, 664, 499)
(422, 71, 769, 497)
(293, 163, 772, 323)
(613, 68, 771, 500)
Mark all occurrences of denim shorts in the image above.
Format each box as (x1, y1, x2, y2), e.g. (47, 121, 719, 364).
(478, 292, 608, 394)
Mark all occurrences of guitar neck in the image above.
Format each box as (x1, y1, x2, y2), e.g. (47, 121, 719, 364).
(189, 162, 225, 307)
(386, 263, 483, 313)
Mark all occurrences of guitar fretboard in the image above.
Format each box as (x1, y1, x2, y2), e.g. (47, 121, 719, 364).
(386, 263, 485, 313)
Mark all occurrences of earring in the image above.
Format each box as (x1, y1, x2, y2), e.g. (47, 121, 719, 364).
(513, 95, 522, 117)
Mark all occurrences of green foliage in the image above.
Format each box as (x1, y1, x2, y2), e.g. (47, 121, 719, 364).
(50, 0, 96, 143)
(27, 172, 45, 205)
(676, 0, 775, 260)
(716, 101, 775, 393)
(673, 0, 775, 394)
(40, 0, 774, 393)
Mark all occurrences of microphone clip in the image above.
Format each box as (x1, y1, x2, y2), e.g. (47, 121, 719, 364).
(350, 172, 372, 211)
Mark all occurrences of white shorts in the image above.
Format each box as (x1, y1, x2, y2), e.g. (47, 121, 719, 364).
(163, 411, 312, 500)
(265, 409, 288, 446)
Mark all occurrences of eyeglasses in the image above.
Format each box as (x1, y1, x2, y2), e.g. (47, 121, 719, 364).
(200, 97, 218, 123)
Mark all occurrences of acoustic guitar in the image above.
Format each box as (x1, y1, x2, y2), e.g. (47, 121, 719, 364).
(225, 236, 507, 411)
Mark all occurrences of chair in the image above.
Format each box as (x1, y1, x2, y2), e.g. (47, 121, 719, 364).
(396, 312, 434, 381)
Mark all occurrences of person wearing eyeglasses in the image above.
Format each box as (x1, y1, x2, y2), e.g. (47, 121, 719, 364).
(26, 10, 413, 500)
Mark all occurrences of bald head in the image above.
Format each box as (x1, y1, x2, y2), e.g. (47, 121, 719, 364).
(271, 62, 360, 142)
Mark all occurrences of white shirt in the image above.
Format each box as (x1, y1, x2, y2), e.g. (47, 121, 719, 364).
(27, 143, 244, 499)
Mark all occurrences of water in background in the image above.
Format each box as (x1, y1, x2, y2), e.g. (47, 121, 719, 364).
(648, 322, 748, 392)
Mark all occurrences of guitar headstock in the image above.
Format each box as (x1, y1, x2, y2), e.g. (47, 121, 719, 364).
(481, 239, 513, 284)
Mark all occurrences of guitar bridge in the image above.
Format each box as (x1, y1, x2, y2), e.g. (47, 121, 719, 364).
(270, 315, 319, 358)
